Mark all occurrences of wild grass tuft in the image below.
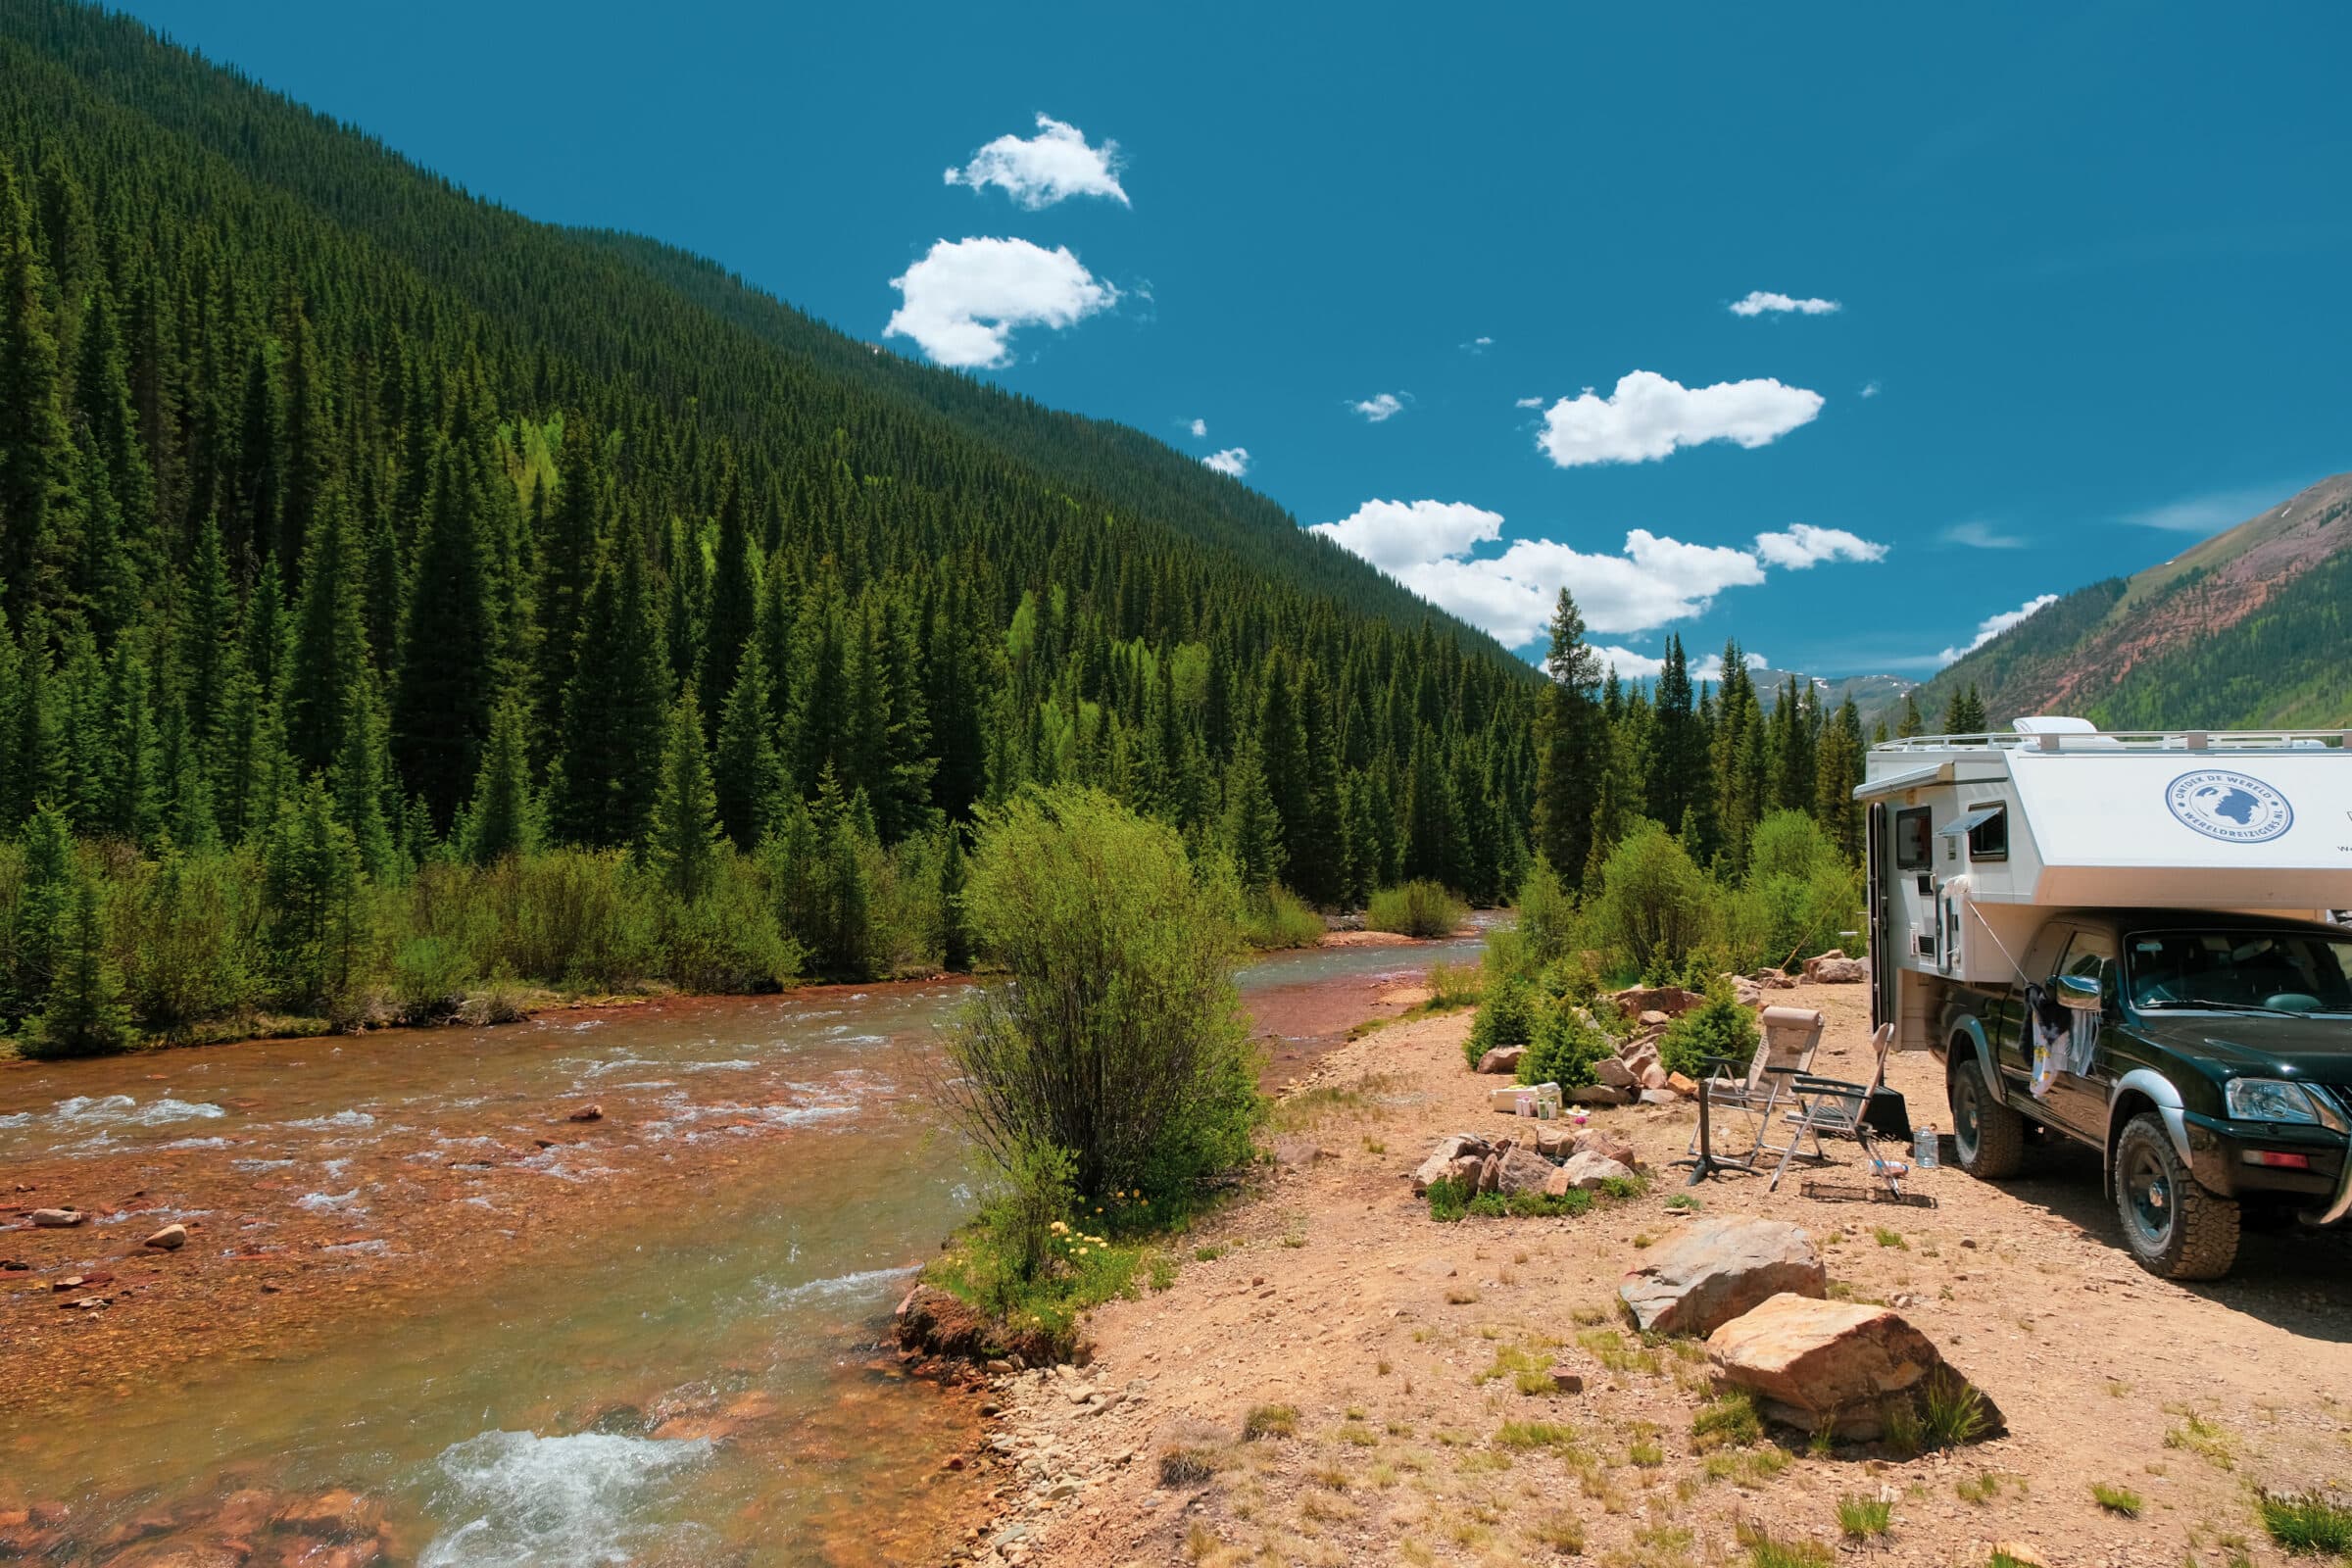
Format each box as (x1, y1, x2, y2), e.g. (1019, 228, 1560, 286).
(1837, 1494, 1892, 1539)
(2090, 1482, 2142, 1517)
(2257, 1490, 2352, 1555)
(1691, 1390, 1763, 1452)
(1242, 1403, 1298, 1441)
(1159, 1446, 1222, 1486)
(1496, 1419, 1579, 1450)
(1737, 1519, 1833, 1567)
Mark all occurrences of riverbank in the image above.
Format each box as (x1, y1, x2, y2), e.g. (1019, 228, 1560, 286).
(963, 986, 2352, 1568)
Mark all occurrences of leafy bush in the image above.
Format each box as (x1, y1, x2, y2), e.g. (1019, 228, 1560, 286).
(1425, 960, 1482, 1009)
(1518, 1001, 1614, 1089)
(1238, 883, 1325, 950)
(1590, 822, 1717, 978)
(1512, 858, 1575, 970)
(1657, 984, 1760, 1080)
(1366, 879, 1468, 939)
(391, 935, 474, 1023)
(938, 787, 1261, 1204)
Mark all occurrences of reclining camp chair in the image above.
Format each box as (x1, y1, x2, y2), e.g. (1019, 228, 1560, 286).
(1769, 1024, 1928, 1203)
(1686, 1005, 1823, 1171)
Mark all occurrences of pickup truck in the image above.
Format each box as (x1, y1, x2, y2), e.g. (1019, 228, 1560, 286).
(1936, 908, 2352, 1278)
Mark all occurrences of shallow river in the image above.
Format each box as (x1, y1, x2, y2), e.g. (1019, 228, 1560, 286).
(0, 936, 1479, 1565)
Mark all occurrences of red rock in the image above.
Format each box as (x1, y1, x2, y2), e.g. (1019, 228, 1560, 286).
(273, 1488, 379, 1542)
(1618, 1216, 1825, 1335)
(566, 1103, 604, 1122)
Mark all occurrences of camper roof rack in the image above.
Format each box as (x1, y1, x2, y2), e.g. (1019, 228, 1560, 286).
(1872, 728, 2351, 755)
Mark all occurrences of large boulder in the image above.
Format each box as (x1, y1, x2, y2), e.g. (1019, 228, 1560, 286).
(1570, 1127, 1642, 1171)
(1618, 1216, 1825, 1335)
(1593, 1056, 1638, 1089)
(1544, 1152, 1635, 1194)
(1706, 1293, 2005, 1441)
(1802, 952, 1868, 984)
(1476, 1046, 1527, 1075)
(1493, 1147, 1555, 1197)
(1411, 1135, 1488, 1195)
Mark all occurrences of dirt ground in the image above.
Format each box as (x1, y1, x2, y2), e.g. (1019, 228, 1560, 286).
(978, 982, 2352, 1568)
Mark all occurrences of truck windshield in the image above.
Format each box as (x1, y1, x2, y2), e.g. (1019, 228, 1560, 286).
(2125, 930, 2352, 1015)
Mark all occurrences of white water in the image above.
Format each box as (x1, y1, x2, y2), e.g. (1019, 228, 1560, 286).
(417, 1430, 713, 1567)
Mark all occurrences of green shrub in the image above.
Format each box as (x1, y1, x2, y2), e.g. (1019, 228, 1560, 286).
(1466, 974, 1538, 1067)
(1518, 1001, 1613, 1089)
(1512, 857, 1575, 970)
(391, 935, 473, 1023)
(1238, 883, 1325, 950)
(1657, 984, 1760, 1080)
(1426, 1177, 1470, 1222)
(1426, 959, 1482, 1009)
(938, 787, 1261, 1204)
(1366, 879, 1468, 938)
(1590, 822, 1716, 978)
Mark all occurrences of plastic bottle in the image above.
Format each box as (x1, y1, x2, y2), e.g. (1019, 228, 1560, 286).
(1913, 1125, 1939, 1169)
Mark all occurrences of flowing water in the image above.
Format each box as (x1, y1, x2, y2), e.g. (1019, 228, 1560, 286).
(0, 937, 1478, 1564)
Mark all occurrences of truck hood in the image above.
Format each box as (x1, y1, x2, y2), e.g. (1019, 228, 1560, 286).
(2132, 1012, 2352, 1084)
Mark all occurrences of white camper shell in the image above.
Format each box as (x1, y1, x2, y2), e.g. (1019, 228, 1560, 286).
(1858, 719, 2352, 1051)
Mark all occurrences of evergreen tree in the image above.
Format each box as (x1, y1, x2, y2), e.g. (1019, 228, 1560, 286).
(24, 869, 136, 1056)
(1814, 697, 1866, 859)
(1944, 684, 1988, 734)
(700, 472, 758, 727)
(330, 668, 397, 878)
(550, 516, 668, 847)
(460, 690, 540, 865)
(0, 157, 74, 621)
(1531, 589, 1602, 891)
(391, 438, 501, 827)
(6, 804, 76, 1018)
(1896, 689, 1926, 739)
(645, 689, 722, 903)
(711, 644, 784, 851)
(261, 777, 364, 1013)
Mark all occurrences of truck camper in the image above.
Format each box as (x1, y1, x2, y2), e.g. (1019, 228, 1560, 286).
(1859, 717, 2352, 1278)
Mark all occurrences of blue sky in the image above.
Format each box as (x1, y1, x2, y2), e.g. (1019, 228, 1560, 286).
(116, 0, 2352, 679)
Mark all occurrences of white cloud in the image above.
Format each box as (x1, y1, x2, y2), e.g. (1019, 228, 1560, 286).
(1315, 498, 1886, 650)
(1461, 335, 1494, 353)
(1592, 647, 1770, 682)
(1535, 370, 1825, 467)
(1513, 396, 1544, 410)
(1859, 379, 1882, 398)
(1187, 417, 1207, 438)
(2123, 484, 2286, 534)
(1310, 500, 1503, 573)
(1730, 290, 1840, 317)
(884, 237, 1118, 368)
(1942, 519, 2026, 550)
(1350, 392, 1407, 423)
(943, 115, 1128, 209)
(1203, 447, 1250, 477)
(1752, 523, 1888, 569)
(1936, 593, 2058, 666)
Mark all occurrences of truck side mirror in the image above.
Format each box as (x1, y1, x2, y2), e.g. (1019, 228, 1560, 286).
(2054, 974, 2102, 1011)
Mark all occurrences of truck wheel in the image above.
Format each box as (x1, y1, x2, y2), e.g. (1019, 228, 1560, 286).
(2114, 1114, 2238, 1280)
(1949, 1054, 2025, 1179)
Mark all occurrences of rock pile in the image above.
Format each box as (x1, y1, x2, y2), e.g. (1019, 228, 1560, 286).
(1408, 1127, 1647, 1198)
(1801, 950, 1868, 984)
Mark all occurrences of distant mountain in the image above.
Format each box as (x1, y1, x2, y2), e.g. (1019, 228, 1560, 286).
(1750, 669, 1918, 725)
(1911, 472, 2352, 730)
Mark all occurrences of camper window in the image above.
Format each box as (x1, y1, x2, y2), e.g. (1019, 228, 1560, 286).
(1894, 808, 1932, 871)
(1965, 805, 2007, 862)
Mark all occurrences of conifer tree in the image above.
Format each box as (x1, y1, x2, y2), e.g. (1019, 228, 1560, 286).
(1531, 589, 1602, 891)
(645, 690, 722, 904)
(1221, 735, 1285, 889)
(24, 869, 136, 1057)
(7, 804, 76, 1018)
(1896, 688, 1925, 739)
(1944, 685, 1987, 734)
(286, 481, 368, 774)
(261, 777, 364, 1013)
(392, 438, 501, 827)
(1815, 697, 1866, 859)
(700, 472, 758, 728)
(460, 690, 540, 865)
(551, 515, 668, 847)
(97, 637, 160, 843)
(330, 669, 397, 878)
(0, 157, 75, 621)
(711, 646, 783, 851)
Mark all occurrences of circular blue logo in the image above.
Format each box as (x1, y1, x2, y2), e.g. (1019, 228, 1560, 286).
(2165, 769, 2293, 844)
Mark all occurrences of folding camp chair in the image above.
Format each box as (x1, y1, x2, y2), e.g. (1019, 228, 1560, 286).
(1769, 1024, 1925, 1202)
(1685, 1005, 1823, 1172)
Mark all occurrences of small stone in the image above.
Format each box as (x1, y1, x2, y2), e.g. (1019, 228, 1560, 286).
(566, 1103, 604, 1122)
(1639, 1089, 1683, 1105)
(1667, 1072, 1698, 1098)
(26, 1208, 84, 1228)
(143, 1223, 187, 1250)
(1640, 1063, 1670, 1091)
(1544, 1364, 1585, 1395)
(1640, 1009, 1670, 1027)
(1476, 1046, 1526, 1075)
(1593, 1057, 1638, 1089)
(1544, 1152, 1635, 1195)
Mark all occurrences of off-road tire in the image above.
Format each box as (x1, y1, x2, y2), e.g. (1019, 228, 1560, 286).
(2113, 1113, 2239, 1280)
(1949, 1052, 2026, 1179)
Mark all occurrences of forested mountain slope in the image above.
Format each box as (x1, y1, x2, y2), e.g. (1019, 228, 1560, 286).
(1909, 472, 2352, 730)
(0, 0, 1539, 882)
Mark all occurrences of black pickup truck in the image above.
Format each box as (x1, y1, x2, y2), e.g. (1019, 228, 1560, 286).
(1935, 908, 2352, 1278)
